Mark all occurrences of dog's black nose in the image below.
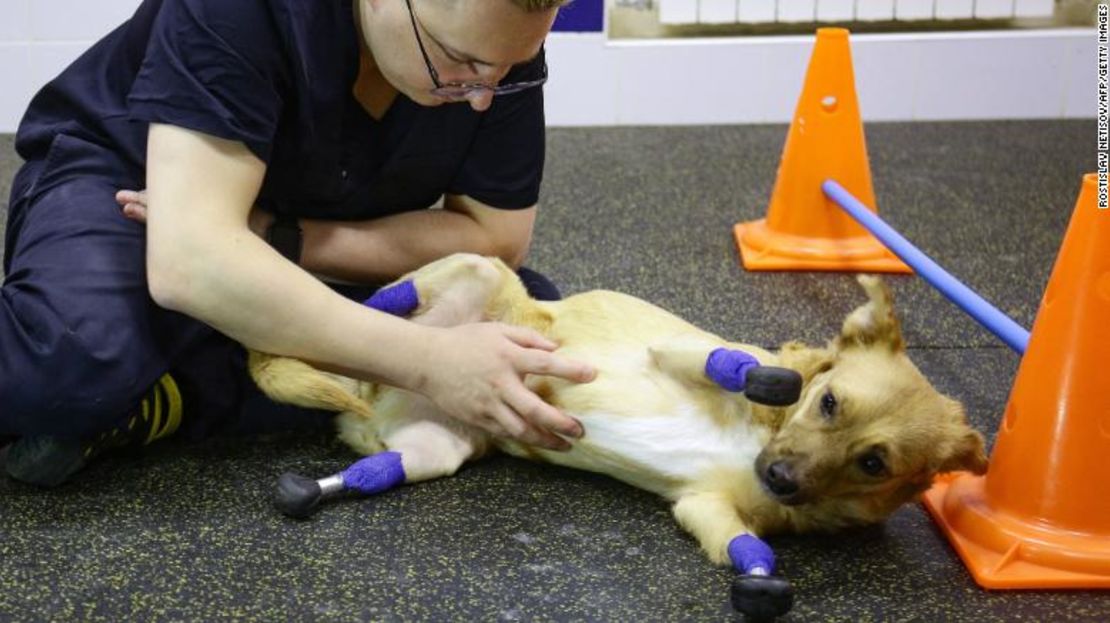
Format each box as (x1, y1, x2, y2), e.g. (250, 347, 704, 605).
(763, 461, 799, 497)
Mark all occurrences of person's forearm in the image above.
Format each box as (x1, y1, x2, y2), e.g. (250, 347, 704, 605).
(299, 209, 514, 284)
(151, 227, 430, 389)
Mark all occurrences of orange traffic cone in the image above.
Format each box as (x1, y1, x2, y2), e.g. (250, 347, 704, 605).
(734, 28, 909, 272)
(922, 173, 1110, 588)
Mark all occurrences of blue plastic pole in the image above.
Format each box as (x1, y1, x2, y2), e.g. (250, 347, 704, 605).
(821, 179, 1030, 354)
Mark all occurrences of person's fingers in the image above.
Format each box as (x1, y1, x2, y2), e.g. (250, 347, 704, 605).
(497, 324, 558, 351)
(503, 383, 582, 440)
(516, 349, 596, 384)
(115, 189, 147, 206)
(121, 203, 148, 223)
(490, 401, 570, 451)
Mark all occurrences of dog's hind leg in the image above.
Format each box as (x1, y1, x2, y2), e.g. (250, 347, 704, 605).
(370, 253, 550, 331)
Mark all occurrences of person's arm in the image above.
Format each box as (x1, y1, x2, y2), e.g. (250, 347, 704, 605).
(297, 193, 534, 284)
(144, 123, 592, 449)
(121, 192, 534, 285)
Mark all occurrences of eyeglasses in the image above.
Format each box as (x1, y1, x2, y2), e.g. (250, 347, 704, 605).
(404, 0, 548, 100)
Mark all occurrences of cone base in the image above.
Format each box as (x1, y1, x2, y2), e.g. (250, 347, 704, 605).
(734, 219, 912, 273)
(922, 474, 1110, 589)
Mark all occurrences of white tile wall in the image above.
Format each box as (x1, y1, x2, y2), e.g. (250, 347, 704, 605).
(974, 0, 1015, 19)
(912, 32, 1069, 118)
(934, 0, 976, 19)
(26, 0, 139, 41)
(737, 0, 778, 23)
(817, 0, 856, 22)
(856, 0, 897, 21)
(1061, 33, 1095, 118)
(851, 36, 923, 120)
(0, 44, 32, 131)
(777, 0, 817, 23)
(542, 29, 1090, 126)
(700, 0, 739, 23)
(659, 0, 699, 24)
(544, 34, 619, 126)
(0, 1, 1092, 130)
(895, 0, 935, 20)
(0, 0, 31, 42)
(658, 0, 1054, 24)
(610, 37, 811, 124)
(0, 0, 141, 131)
(1014, 0, 1054, 18)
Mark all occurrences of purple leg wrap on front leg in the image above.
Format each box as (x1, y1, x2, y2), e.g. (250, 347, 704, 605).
(363, 280, 419, 317)
(728, 534, 776, 576)
(341, 451, 406, 495)
(705, 348, 760, 392)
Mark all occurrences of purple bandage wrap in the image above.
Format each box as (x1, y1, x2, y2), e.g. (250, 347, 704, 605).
(705, 348, 760, 392)
(728, 534, 776, 575)
(363, 280, 419, 317)
(341, 451, 406, 495)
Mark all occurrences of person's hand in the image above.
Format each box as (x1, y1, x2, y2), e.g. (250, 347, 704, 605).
(116, 188, 149, 223)
(116, 188, 272, 235)
(416, 323, 596, 451)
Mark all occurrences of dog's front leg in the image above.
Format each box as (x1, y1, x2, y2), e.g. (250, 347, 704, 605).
(672, 491, 775, 576)
(650, 336, 766, 393)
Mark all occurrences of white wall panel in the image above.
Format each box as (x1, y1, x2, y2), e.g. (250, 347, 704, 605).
(895, 0, 934, 20)
(1014, 0, 1054, 18)
(974, 0, 1014, 19)
(935, 0, 975, 19)
(700, 0, 739, 23)
(816, 0, 856, 22)
(659, 0, 699, 24)
(856, 0, 896, 21)
(737, 0, 778, 23)
(777, 0, 817, 23)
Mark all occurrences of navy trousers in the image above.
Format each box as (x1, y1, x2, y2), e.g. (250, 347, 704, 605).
(1, 134, 561, 440)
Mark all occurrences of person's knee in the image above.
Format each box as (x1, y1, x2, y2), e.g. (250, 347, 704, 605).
(0, 319, 144, 437)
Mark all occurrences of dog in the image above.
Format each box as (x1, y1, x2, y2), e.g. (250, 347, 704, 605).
(249, 252, 987, 572)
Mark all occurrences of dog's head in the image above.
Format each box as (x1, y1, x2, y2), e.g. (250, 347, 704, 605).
(755, 276, 988, 526)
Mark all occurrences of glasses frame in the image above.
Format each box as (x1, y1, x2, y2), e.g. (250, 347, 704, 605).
(404, 0, 548, 99)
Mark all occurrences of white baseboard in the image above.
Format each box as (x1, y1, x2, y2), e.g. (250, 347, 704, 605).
(546, 28, 1094, 125)
(0, 28, 1095, 133)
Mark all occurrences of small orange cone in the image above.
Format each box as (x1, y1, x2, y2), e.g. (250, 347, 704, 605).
(922, 173, 1110, 588)
(734, 28, 909, 272)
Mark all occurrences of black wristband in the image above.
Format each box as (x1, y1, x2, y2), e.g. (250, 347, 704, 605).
(266, 213, 303, 265)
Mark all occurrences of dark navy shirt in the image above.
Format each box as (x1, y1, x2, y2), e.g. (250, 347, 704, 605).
(14, 0, 547, 218)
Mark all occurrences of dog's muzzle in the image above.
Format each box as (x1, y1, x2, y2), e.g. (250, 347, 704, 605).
(759, 460, 806, 505)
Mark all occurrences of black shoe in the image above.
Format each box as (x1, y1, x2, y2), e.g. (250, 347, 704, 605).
(4, 373, 184, 487)
(517, 266, 562, 301)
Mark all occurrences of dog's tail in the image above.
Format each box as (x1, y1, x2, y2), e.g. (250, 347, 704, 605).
(247, 351, 374, 419)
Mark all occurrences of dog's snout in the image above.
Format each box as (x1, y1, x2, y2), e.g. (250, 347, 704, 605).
(763, 460, 799, 497)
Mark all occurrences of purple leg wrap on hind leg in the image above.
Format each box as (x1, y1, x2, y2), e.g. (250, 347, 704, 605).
(363, 280, 419, 316)
(341, 451, 406, 495)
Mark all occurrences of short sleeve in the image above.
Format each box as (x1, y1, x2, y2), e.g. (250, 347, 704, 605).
(126, 0, 287, 163)
(448, 56, 546, 210)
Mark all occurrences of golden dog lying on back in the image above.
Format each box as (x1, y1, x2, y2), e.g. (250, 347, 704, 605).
(249, 253, 986, 611)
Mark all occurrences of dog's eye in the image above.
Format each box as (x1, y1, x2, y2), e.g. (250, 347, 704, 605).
(857, 452, 886, 477)
(819, 391, 837, 418)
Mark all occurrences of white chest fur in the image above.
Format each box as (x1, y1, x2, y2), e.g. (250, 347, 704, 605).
(506, 400, 769, 498)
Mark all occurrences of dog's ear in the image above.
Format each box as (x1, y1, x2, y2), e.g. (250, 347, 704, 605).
(836, 275, 905, 352)
(776, 341, 834, 385)
(932, 401, 989, 475)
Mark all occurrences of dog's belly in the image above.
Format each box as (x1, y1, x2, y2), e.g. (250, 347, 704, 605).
(501, 341, 770, 497)
(502, 404, 767, 497)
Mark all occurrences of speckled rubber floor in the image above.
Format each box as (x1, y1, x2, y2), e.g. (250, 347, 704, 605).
(3, 122, 1108, 621)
